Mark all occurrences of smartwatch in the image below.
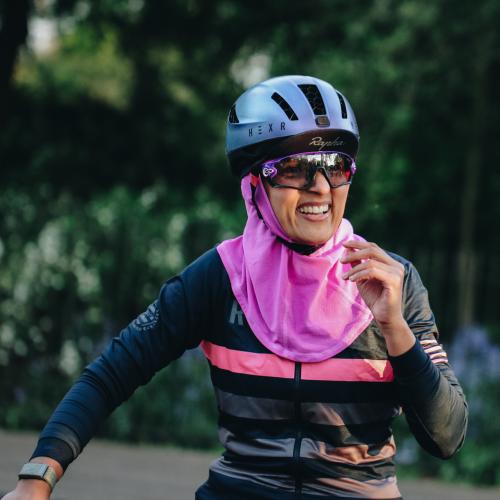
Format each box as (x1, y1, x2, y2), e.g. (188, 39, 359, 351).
(18, 463, 57, 491)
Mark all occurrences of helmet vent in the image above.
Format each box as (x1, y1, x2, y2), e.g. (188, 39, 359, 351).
(271, 92, 298, 120)
(228, 104, 239, 123)
(298, 84, 326, 115)
(336, 92, 348, 119)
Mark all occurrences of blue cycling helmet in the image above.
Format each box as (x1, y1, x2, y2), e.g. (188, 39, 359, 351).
(226, 75, 359, 177)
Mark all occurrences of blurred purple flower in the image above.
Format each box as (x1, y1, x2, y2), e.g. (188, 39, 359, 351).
(448, 326, 500, 386)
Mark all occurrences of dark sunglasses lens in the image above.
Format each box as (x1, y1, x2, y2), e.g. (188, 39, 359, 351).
(273, 157, 310, 187)
(264, 153, 355, 188)
(324, 153, 353, 186)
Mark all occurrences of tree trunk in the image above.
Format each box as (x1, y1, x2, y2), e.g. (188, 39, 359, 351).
(456, 29, 493, 329)
(0, 0, 31, 123)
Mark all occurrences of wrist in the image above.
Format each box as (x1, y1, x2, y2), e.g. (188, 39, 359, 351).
(29, 457, 64, 481)
(377, 318, 416, 357)
(377, 315, 407, 337)
(17, 459, 62, 494)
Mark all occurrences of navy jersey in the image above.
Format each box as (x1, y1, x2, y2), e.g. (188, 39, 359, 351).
(32, 249, 467, 499)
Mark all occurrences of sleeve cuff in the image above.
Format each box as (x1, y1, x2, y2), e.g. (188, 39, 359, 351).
(31, 437, 75, 471)
(388, 339, 432, 378)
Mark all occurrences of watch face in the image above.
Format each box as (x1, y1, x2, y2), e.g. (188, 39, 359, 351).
(21, 463, 49, 476)
(19, 462, 57, 492)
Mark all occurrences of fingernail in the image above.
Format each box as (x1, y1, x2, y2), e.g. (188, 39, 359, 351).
(342, 273, 348, 279)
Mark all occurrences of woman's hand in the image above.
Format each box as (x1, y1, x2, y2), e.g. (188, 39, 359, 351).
(341, 240, 415, 356)
(1, 480, 51, 500)
(1, 458, 62, 500)
(341, 240, 405, 326)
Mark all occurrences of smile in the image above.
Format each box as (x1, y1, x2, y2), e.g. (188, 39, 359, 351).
(297, 204, 330, 215)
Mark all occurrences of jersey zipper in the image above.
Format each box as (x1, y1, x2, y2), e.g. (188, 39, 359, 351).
(293, 361, 302, 498)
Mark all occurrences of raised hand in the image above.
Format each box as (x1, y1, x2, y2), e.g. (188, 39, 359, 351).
(341, 240, 415, 356)
(341, 240, 405, 326)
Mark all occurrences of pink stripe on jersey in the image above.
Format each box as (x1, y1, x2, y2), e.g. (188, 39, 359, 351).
(429, 350, 447, 357)
(430, 357, 449, 364)
(421, 338, 448, 365)
(420, 339, 438, 346)
(201, 341, 295, 378)
(302, 358, 394, 382)
(201, 341, 393, 382)
(424, 345, 445, 354)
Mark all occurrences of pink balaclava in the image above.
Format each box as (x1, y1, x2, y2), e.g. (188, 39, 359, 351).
(217, 174, 373, 362)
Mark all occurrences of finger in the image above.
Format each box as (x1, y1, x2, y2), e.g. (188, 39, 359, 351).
(341, 260, 371, 278)
(342, 260, 400, 281)
(347, 265, 400, 284)
(342, 242, 403, 269)
(342, 239, 373, 250)
(342, 247, 362, 268)
(341, 247, 393, 266)
(341, 240, 372, 267)
(346, 268, 374, 282)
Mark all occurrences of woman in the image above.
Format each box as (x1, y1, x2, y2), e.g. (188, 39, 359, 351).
(4, 75, 467, 500)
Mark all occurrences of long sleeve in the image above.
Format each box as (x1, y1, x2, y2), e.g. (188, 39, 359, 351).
(30, 248, 224, 469)
(388, 256, 468, 459)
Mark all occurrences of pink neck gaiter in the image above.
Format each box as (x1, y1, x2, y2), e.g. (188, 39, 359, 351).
(217, 175, 373, 362)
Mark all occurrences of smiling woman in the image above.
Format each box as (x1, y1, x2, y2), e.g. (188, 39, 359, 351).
(263, 172, 349, 245)
(2, 76, 467, 500)
(260, 149, 354, 244)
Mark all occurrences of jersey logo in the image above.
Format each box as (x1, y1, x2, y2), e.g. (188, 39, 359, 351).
(133, 300, 160, 331)
(229, 300, 244, 326)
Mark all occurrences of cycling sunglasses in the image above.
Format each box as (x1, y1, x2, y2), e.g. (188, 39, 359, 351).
(260, 151, 357, 190)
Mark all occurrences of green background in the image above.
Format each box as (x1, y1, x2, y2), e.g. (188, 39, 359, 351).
(1, 0, 499, 486)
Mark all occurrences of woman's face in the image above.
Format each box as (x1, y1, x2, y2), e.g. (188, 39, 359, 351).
(263, 170, 349, 245)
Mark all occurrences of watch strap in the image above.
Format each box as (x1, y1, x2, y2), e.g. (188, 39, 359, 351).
(18, 462, 57, 491)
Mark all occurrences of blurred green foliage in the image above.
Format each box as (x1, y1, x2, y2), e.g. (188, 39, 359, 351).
(394, 367, 500, 485)
(1, 0, 500, 485)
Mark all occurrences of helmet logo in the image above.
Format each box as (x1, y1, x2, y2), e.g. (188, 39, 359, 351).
(262, 166, 277, 178)
(248, 122, 286, 137)
(309, 136, 345, 151)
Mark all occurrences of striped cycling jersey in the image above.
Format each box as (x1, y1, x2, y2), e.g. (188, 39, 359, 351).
(32, 248, 467, 500)
(200, 316, 402, 499)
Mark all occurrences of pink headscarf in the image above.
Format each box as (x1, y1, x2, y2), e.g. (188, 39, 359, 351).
(217, 175, 373, 362)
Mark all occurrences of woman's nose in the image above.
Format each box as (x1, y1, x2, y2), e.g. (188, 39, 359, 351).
(309, 168, 331, 194)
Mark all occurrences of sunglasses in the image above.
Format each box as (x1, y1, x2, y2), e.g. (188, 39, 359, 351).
(260, 151, 356, 190)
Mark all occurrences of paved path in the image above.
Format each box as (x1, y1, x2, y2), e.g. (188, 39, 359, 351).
(1, 430, 499, 500)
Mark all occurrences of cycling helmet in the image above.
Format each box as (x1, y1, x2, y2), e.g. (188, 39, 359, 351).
(226, 75, 359, 177)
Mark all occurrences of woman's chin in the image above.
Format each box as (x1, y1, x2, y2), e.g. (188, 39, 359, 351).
(285, 217, 339, 246)
(293, 231, 332, 247)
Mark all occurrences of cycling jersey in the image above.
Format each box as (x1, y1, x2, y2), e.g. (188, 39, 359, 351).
(31, 248, 467, 499)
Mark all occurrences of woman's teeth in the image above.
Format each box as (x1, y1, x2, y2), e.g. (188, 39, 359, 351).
(298, 204, 329, 214)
